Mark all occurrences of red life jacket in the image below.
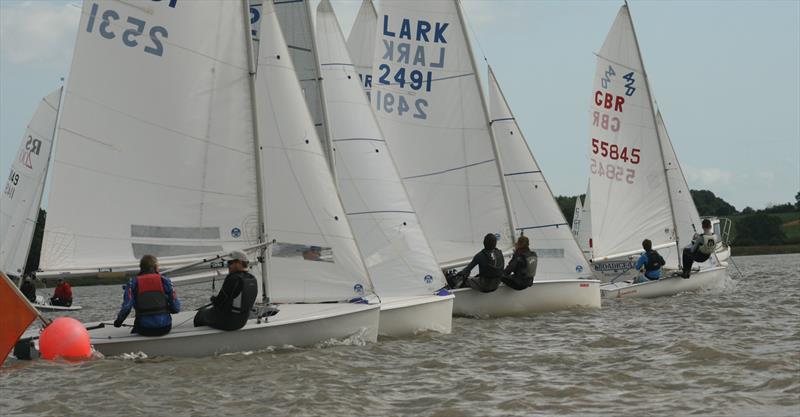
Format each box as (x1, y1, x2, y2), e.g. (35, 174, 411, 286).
(135, 274, 169, 316)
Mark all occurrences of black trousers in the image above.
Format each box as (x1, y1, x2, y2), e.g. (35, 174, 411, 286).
(132, 325, 171, 337)
(682, 248, 711, 276)
(50, 297, 72, 307)
(194, 306, 248, 331)
(501, 274, 533, 291)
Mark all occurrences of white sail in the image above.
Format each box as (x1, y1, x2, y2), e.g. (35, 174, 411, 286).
(572, 196, 583, 237)
(272, 0, 333, 169)
(0, 88, 62, 275)
(346, 0, 378, 99)
(41, 1, 261, 272)
(577, 185, 593, 256)
(315, 0, 445, 297)
(657, 109, 702, 247)
(372, 0, 513, 266)
(588, 5, 675, 262)
(488, 67, 591, 280)
(255, 1, 375, 303)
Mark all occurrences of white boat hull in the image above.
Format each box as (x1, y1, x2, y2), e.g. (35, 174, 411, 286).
(378, 294, 454, 337)
(85, 303, 379, 357)
(452, 279, 601, 317)
(600, 266, 727, 299)
(33, 295, 82, 312)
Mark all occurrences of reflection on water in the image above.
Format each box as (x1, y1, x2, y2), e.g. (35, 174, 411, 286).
(2, 254, 798, 416)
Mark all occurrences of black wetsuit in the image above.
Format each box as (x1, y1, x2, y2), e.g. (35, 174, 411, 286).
(20, 280, 36, 303)
(502, 250, 538, 290)
(194, 271, 257, 331)
(458, 248, 505, 293)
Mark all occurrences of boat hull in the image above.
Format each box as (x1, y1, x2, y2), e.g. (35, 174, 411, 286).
(451, 279, 601, 317)
(378, 294, 454, 337)
(33, 295, 82, 312)
(86, 303, 380, 357)
(600, 266, 727, 299)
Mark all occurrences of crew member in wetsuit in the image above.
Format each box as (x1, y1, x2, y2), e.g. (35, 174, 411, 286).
(20, 275, 37, 303)
(681, 219, 716, 278)
(194, 250, 258, 331)
(450, 233, 505, 293)
(114, 255, 181, 336)
(50, 278, 73, 307)
(633, 239, 666, 284)
(501, 236, 538, 290)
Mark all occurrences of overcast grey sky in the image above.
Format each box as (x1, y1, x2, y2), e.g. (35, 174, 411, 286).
(1, 0, 798, 210)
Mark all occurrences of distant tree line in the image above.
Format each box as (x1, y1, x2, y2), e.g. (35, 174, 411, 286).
(555, 189, 799, 247)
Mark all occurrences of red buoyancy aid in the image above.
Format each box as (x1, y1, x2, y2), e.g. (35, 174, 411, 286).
(135, 274, 169, 316)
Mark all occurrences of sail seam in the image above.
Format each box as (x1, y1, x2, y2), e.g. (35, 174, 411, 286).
(320, 62, 355, 67)
(331, 138, 385, 143)
(504, 170, 541, 176)
(346, 210, 416, 216)
(402, 159, 495, 180)
(489, 117, 515, 125)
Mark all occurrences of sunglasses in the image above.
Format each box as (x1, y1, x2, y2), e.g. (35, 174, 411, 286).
(226, 260, 241, 266)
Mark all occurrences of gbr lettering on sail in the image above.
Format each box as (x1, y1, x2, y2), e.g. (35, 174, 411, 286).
(375, 16, 450, 120)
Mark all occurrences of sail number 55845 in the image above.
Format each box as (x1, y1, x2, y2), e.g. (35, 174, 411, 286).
(591, 138, 639, 164)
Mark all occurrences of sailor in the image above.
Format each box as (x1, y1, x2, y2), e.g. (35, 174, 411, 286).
(50, 278, 73, 307)
(194, 250, 258, 331)
(633, 239, 666, 284)
(501, 236, 538, 290)
(114, 255, 181, 336)
(450, 233, 505, 293)
(20, 275, 37, 303)
(682, 219, 716, 278)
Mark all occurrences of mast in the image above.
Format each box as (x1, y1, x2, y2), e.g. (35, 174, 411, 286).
(305, 0, 336, 182)
(455, 0, 517, 242)
(623, 1, 681, 262)
(242, 0, 271, 304)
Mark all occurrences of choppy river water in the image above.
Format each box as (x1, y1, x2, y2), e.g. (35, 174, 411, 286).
(1, 254, 798, 416)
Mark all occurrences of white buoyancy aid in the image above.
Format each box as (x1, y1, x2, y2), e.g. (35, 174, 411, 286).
(698, 233, 716, 255)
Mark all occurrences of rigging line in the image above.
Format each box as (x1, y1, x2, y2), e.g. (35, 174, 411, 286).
(504, 170, 541, 177)
(593, 52, 641, 74)
(346, 210, 416, 216)
(331, 138, 385, 143)
(489, 117, 515, 126)
(287, 45, 312, 53)
(460, 0, 489, 62)
(402, 159, 495, 180)
(516, 223, 568, 231)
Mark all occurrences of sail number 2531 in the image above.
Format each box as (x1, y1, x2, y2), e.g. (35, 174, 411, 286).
(85, 3, 169, 57)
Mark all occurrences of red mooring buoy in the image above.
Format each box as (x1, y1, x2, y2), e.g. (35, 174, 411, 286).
(39, 317, 91, 360)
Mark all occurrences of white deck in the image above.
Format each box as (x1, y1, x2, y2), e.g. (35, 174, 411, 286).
(84, 303, 380, 357)
(378, 294, 454, 337)
(600, 266, 728, 299)
(452, 279, 601, 318)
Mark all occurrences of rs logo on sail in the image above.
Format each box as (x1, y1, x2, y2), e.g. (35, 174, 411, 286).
(18, 135, 41, 169)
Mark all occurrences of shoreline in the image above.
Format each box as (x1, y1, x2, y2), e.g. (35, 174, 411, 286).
(731, 244, 800, 257)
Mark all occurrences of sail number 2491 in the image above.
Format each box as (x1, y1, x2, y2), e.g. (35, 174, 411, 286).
(374, 91, 428, 120)
(85, 3, 169, 57)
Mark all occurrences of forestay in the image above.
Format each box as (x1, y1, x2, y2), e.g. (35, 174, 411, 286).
(42, 1, 260, 272)
(346, 0, 378, 99)
(0, 88, 62, 275)
(657, 110, 701, 247)
(271, 0, 332, 169)
(588, 5, 674, 262)
(255, 1, 374, 303)
(488, 68, 591, 280)
(315, 0, 445, 297)
(372, 0, 513, 266)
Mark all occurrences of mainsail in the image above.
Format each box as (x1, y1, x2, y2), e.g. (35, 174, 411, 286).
(1, 88, 61, 275)
(346, 0, 378, 99)
(255, 0, 374, 302)
(42, 1, 260, 273)
(372, 0, 514, 266)
(577, 185, 593, 257)
(588, 5, 676, 263)
(272, 0, 333, 172)
(488, 67, 591, 280)
(316, 0, 445, 296)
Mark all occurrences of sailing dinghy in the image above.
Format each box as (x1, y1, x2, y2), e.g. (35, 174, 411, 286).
(587, 4, 727, 299)
(36, 0, 378, 357)
(315, 0, 453, 336)
(370, 0, 599, 316)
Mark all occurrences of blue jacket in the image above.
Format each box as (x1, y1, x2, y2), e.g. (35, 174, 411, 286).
(115, 275, 181, 329)
(635, 252, 662, 280)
